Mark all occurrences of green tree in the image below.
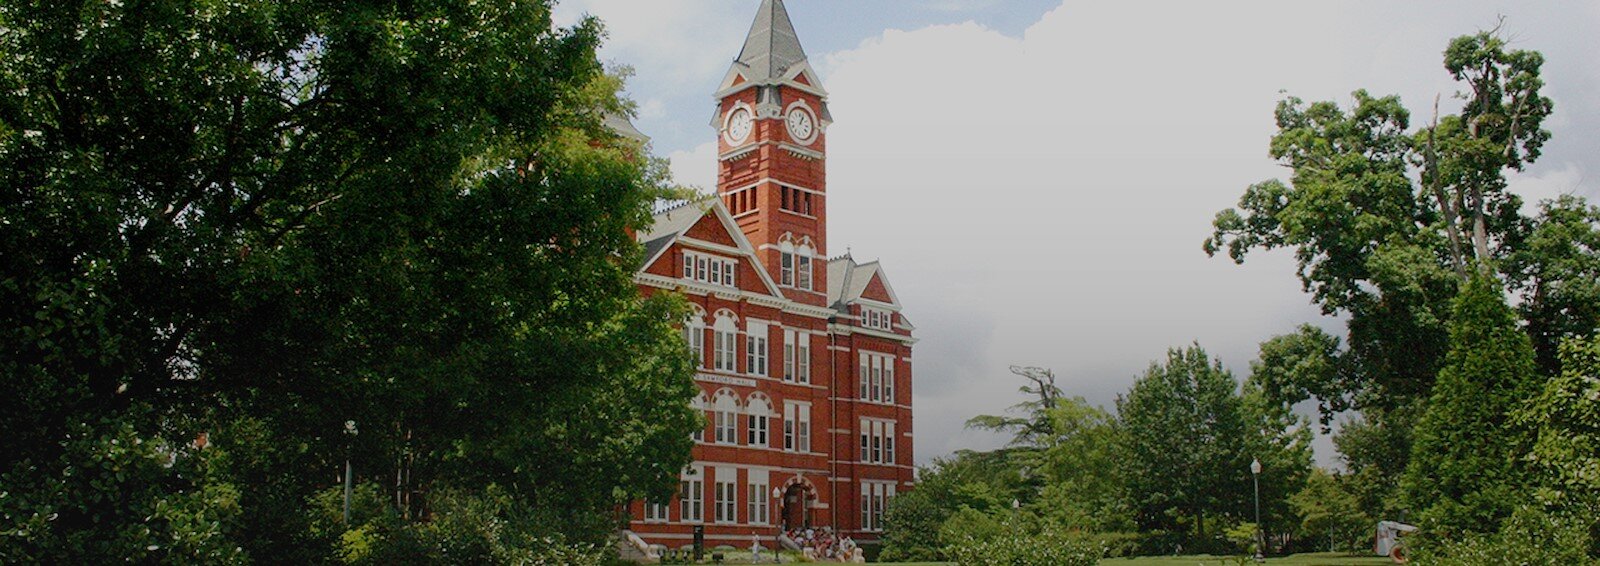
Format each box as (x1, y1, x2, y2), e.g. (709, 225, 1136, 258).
(1202, 29, 1581, 530)
(1289, 469, 1371, 553)
(0, 0, 696, 560)
(1402, 275, 1541, 539)
(1117, 345, 1250, 546)
(880, 449, 1030, 562)
(1504, 197, 1600, 375)
(1035, 398, 1132, 532)
(1518, 335, 1600, 513)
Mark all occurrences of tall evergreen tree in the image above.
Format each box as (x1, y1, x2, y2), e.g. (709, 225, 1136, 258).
(1402, 275, 1540, 538)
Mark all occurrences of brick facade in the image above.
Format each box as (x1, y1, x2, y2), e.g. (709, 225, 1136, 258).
(625, 0, 915, 551)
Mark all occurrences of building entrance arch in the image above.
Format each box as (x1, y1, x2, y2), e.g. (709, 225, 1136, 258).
(778, 476, 816, 530)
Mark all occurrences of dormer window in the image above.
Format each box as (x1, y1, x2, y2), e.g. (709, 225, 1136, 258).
(682, 251, 737, 288)
(861, 307, 893, 331)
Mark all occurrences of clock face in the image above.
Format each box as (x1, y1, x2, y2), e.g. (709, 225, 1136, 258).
(725, 108, 753, 145)
(786, 107, 815, 143)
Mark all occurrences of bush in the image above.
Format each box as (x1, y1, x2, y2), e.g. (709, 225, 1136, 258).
(307, 483, 607, 565)
(946, 528, 1104, 566)
(1412, 504, 1595, 565)
(942, 512, 1105, 566)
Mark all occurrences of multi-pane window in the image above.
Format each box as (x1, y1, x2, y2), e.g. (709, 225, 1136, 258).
(858, 352, 896, 404)
(680, 478, 704, 523)
(644, 501, 670, 522)
(861, 307, 894, 331)
(783, 330, 810, 383)
(784, 401, 811, 453)
(783, 331, 796, 382)
(747, 413, 769, 446)
(714, 479, 738, 524)
(715, 410, 737, 444)
(780, 252, 794, 286)
(798, 335, 811, 383)
(691, 413, 705, 443)
(798, 406, 811, 452)
(860, 482, 895, 531)
(682, 323, 704, 368)
(713, 317, 737, 372)
(747, 483, 770, 525)
(683, 252, 737, 287)
(859, 418, 896, 464)
(745, 323, 768, 377)
(797, 255, 812, 290)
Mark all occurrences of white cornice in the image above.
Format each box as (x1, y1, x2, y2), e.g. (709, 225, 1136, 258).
(635, 273, 837, 321)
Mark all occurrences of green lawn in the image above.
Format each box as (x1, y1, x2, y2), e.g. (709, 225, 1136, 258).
(1098, 553, 1390, 566)
(875, 553, 1390, 566)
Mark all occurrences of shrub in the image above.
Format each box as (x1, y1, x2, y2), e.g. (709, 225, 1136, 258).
(1412, 504, 1594, 565)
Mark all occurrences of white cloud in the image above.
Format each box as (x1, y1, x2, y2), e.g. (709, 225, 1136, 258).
(555, 0, 747, 90)
(808, 0, 1600, 466)
(668, 141, 718, 193)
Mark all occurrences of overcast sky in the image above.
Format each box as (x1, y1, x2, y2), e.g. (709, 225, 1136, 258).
(554, 1, 1600, 467)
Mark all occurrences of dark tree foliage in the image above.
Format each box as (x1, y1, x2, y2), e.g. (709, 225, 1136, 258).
(1402, 275, 1541, 539)
(0, 0, 697, 561)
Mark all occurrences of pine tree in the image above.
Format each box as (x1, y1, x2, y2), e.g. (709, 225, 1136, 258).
(1402, 274, 1541, 538)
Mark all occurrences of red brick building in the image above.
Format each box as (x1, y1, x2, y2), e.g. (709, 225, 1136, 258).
(625, 0, 915, 552)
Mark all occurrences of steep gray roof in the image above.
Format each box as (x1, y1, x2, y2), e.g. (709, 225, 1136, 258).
(827, 256, 899, 308)
(732, 0, 809, 82)
(602, 112, 649, 143)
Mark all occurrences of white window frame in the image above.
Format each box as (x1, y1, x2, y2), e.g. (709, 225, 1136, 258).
(783, 330, 796, 382)
(797, 334, 811, 384)
(644, 500, 670, 523)
(716, 410, 737, 444)
(796, 246, 813, 291)
(747, 413, 769, 446)
(684, 251, 737, 288)
(715, 476, 738, 524)
(713, 315, 737, 372)
(681, 476, 704, 523)
(748, 482, 770, 525)
(745, 322, 768, 377)
(784, 401, 811, 453)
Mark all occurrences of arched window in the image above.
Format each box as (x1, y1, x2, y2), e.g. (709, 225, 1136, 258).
(712, 311, 738, 372)
(746, 394, 774, 447)
(796, 241, 814, 291)
(779, 239, 796, 287)
(683, 305, 706, 368)
(711, 388, 742, 445)
(690, 391, 709, 443)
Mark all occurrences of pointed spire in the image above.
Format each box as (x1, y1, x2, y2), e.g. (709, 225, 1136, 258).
(732, 0, 809, 82)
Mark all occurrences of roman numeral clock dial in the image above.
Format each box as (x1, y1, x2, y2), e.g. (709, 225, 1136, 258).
(786, 107, 815, 143)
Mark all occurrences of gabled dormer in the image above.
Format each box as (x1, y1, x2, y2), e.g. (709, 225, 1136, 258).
(637, 199, 786, 302)
(827, 255, 914, 338)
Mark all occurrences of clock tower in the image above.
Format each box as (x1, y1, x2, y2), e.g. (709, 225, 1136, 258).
(714, 0, 832, 306)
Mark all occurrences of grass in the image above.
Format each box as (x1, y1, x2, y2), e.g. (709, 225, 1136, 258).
(871, 553, 1390, 566)
(1098, 553, 1391, 566)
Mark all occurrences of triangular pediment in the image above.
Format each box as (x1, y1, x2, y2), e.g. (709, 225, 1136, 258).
(639, 199, 785, 300)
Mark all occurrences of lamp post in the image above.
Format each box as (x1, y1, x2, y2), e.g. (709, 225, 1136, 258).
(771, 486, 784, 563)
(343, 420, 358, 524)
(1250, 458, 1263, 562)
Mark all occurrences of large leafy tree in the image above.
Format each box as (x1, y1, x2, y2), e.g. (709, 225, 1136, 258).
(1117, 345, 1250, 544)
(0, 0, 697, 561)
(1201, 30, 1590, 524)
